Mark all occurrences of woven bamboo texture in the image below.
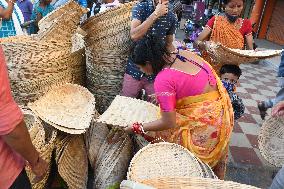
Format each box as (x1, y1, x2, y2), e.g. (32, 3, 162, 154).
(120, 180, 155, 189)
(258, 116, 284, 167)
(98, 95, 159, 128)
(81, 2, 136, 113)
(23, 110, 57, 189)
(28, 84, 95, 134)
(127, 142, 204, 182)
(36, 0, 87, 42)
(93, 129, 133, 189)
(57, 135, 88, 189)
(140, 177, 260, 189)
(85, 110, 109, 168)
(1, 36, 85, 105)
(205, 42, 282, 66)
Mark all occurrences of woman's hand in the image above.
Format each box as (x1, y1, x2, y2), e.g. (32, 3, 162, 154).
(155, 0, 168, 18)
(124, 126, 133, 134)
(29, 156, 48, 183)
(272, 101, 284, 117)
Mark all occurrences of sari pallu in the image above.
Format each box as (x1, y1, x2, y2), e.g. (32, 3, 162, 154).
(151, 61, 234, 175)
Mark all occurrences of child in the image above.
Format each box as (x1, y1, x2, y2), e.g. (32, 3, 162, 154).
(220, 64, 245, 120)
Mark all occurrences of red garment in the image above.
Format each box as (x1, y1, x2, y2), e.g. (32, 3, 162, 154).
(206, 16, 253, 37)
(0, 46, 25, 189)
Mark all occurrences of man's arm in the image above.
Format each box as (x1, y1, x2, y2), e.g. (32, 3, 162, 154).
(130, 0, 169, 41)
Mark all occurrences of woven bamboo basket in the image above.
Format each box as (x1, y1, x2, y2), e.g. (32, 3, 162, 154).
(57, 135, 88, 189)
(127, 142, 204, 182)
(85, 113, 109, 168)
(23, 110, 57, 189)
(258, 116, 284, 167)
(2, 36, 86, 105)
(54, 133, 71, 164)
(81, 2, 136, 113)
(93, 129, 133, 189)
(205, 42, 282, 66)
(98, 95, 159, 128)
(120, 180, 155, 189)
(140, 177, 260, 189)
(28, 83, 95, 134)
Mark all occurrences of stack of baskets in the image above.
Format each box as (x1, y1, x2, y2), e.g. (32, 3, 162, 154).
(0, 1, 86, 106)
(81, 2, 136, 113)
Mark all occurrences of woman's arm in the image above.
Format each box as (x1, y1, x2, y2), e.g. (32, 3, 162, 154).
(194, 27, 211, 50)
(130, 0, 169, 41)
(0, 0, 15, 20)
(245, 34, 254, 50)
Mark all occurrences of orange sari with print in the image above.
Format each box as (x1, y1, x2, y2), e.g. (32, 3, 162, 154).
(150, 59, 234, 178)
(204, 15, 245, 73)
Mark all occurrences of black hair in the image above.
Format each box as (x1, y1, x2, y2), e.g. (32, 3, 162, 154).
(223, 0, 244, 5)
(220, 64, 242, 78)
(130, 37, 171, 75)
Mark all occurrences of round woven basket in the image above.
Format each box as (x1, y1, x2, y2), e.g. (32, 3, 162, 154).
(98, 95, 159, 128)
(258, 116, 284, 167)
(140, 177, 260, 189)
(127, 142, 204, 182)
(57, 135, 88, 189)
(81, 2, 136, 113)
(23, 110, 57, 189)
(205, 42, 282, 66)
(28, 84, 95, 133)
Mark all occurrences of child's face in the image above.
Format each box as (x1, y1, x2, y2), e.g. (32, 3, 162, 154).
(221, 73, 239, 85)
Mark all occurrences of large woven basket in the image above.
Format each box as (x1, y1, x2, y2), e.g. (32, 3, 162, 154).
(139, 177, 260, 189)
(98, 95, 159, 128)
(258, 116, 284, 167)
(1, 36, 85, 105)
(57, 135, 88, 189)
(81, 2, 136, 113)
(23, 110, 57, 189)
(36, 0, 87, 42)
(205, 42, 282, 66)
(127, 142, 204, 182)
(28, 84, 95, 134)
(93, 129, 133, 189)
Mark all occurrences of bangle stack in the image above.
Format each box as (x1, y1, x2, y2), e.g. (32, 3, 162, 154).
(131, 122, 145, 136)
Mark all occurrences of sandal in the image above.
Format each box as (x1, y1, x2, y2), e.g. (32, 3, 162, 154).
(258, 101, 268, 120)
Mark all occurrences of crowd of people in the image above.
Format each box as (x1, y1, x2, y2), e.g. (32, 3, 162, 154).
(0, 0, 283, 188)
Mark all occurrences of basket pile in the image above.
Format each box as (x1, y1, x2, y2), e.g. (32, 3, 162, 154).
(81, 2, 136, 113)
(258, 116, 284, 167)
(98, 95, 160, 127)
(127, 142, 217, 182)
(28, 84, 96, 134)
(23, 109, 57, 189)
(36, 0, 88, 43)
(205, 42, 282, 66)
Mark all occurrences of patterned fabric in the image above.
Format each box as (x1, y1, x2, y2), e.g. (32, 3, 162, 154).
(0, 1, 16, 38)
(29, 2, 54, 34)
(150, 59, 234, 178)
(203, 15, 246, 73)
(126, 0, 177, 82)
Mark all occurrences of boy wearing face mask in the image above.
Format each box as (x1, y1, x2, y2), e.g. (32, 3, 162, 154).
(220, 64, 245, 120)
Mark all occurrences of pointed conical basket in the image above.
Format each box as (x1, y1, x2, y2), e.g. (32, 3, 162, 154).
(28, 84, 95, 134)
(57, 135, 88, 189)
(258, 116, 284, 167)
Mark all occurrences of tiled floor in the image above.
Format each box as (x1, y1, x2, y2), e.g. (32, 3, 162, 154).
(228, 62, 280, 168)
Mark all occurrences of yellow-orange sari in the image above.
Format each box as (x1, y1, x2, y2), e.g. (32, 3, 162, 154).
(204, 15, 245, 73)
(151, 58, 234, 179)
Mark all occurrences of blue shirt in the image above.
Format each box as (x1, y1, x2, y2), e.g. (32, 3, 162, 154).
(126, 0, 177, 82)
(17, 0, 33, 22)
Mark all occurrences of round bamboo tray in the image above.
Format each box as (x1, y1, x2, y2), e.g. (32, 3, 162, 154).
(258, 116, 284, 167)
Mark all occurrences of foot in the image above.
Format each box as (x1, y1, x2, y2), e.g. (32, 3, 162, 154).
(258, 101, 268, 120)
